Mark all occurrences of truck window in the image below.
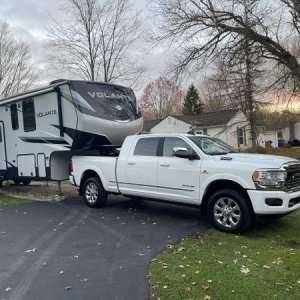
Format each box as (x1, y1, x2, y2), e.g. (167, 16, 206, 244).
(22, 99, 36, 132)
(133, 138, 159, 156)
(163, 137, 194, 157)
(10, 103, 19, 130)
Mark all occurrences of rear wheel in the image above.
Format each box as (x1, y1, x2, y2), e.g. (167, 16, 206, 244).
(13, 179, 21, 186)
(21, 179, 31, 186)
(208, 189, 253, 233)
(13, 179, 31, 186)
(82, 177, 107, 208)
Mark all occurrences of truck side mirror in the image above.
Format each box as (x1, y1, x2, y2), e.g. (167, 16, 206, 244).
(173, 147, 199, 160)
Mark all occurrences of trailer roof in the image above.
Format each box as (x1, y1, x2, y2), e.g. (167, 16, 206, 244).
(0, 80, 132, 106)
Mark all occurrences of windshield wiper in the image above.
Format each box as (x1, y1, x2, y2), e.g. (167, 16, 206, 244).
(210, 152, 229, 155)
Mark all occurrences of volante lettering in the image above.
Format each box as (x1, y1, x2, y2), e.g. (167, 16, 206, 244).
(37, 110, 57, 117)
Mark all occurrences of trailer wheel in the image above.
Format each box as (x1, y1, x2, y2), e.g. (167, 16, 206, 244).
(82, 177, 107, 208)
(21, 179, 31, 186)
(13, 179, 31, 186)
(208, 189, 253, 233)
(13, 179, 21, 186)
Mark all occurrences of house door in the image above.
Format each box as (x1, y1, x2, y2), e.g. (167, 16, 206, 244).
(0, 122, 7, 174)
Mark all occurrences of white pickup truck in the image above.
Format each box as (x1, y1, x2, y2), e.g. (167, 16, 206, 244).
(69, 134, 300, 233)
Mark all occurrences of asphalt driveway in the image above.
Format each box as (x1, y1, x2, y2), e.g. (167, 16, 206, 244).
(0, 196, 208, 300)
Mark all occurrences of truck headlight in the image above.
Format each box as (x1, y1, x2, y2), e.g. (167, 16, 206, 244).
(252, 170, 287, 189)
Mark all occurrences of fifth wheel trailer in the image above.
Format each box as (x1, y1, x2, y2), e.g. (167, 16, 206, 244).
(0, 79, 143, 184)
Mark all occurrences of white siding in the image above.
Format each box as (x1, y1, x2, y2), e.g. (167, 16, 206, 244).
(150, 111, 252, 149)
(295, 122, 300, 140)
(194, 111, 250, 149)
(280, 122, 300, 142)
(150, 117, 191, 133)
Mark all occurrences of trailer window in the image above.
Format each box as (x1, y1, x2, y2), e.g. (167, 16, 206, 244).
(10, 103, 19, 130)
(22, 99, 36, 132)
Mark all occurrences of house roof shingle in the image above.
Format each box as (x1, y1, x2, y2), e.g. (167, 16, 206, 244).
(142, 119, 163, 132)
(171, 109, 239, 127)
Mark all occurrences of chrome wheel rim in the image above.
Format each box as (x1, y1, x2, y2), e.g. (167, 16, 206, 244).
(213, 197, 241, 228)
(85, 182, 98, 204)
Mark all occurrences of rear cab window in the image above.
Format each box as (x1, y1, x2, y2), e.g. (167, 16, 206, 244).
(133, 137, 160, 156)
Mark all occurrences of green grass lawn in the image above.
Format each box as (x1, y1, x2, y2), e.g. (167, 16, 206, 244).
(250, 147, 300, 160)
(150, 211, 300, 300)
(0, 194, 32, 207)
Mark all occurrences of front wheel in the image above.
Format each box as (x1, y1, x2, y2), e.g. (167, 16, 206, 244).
(208, 189, 253, 233)
(82, 177, 107, 208)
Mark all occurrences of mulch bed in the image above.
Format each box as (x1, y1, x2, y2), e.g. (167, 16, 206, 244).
(0, 181, 78, 201)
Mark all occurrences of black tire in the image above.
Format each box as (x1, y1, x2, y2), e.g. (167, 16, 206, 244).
(13, 179, 31, 186)
(21, 179, 31, 186)
(13, 179, 21, 186)
(82, 177, 107, 208)
(208, 189, 253, 233)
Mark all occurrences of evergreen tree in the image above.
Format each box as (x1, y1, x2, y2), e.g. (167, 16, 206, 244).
(182, 84, 204, 115)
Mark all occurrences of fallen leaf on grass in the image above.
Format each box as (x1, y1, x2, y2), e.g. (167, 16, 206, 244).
(204, 295, 211, 300)
(173, 247, 185, 254)
(263, 265, 271, 269)
(24, 248, 36, 253)
(272, 258, 283, 265)
(163, 285, 167, 289)
(240, 265, 250, 275)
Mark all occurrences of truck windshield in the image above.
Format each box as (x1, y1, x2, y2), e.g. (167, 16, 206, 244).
(70, 81, 141, 122)
(189, 136, 237, 155)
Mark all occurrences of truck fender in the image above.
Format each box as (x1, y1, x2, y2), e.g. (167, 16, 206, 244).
(80, 166, 107, 190)
(200, 173, 252, 203)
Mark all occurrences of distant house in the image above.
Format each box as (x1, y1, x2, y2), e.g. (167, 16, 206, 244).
(280, 121, 300, 142)
(143, 109, 252, 149)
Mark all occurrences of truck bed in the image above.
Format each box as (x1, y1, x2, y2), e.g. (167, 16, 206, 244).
(70, 155, 119, 193)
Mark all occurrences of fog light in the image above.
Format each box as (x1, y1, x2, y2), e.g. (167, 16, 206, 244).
(265, 198, 283, 206)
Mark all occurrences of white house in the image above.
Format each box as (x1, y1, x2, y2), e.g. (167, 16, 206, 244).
(281, 121, 300, 143)
(143, 109, 252, 149)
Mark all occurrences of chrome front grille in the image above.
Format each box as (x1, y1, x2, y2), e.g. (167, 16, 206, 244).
(284, 163, 300, 191)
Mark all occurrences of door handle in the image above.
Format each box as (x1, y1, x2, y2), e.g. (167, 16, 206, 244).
(160, 164, 170, 167)
(128, 162, 136, 165)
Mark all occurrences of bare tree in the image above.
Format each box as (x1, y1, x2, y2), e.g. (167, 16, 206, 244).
(47, 0, 144, 88)
(199, 77, 229, 113)
(0, 22, 37, 98)
(140, 77, 185, 120)
(151, 0, 300, 92)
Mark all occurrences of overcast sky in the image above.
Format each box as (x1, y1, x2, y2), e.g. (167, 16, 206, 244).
(0, 0, 171, 95)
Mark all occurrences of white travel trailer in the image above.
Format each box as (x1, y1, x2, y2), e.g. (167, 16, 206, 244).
(0, 79, 143, 185)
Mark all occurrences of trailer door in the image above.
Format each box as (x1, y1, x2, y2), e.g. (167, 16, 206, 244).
(0, 122, 7, 173)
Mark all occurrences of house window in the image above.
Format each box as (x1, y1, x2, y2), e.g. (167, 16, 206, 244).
(203, 128, 208, 135)
(10, 103, 19, 130)
(22, 99, 36, 132)
(0, 127, 2, 142)
(237, 127, 244, 146)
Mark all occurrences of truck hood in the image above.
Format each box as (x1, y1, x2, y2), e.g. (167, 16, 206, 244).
(213, 153, 298, 169)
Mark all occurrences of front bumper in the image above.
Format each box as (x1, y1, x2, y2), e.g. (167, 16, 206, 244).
(247, 189, 300, 214)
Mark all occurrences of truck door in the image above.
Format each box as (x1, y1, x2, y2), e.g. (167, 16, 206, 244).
(0, 122, 7, 176)
(157, 137, 201, 203)
(124, 137, 159, 196)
